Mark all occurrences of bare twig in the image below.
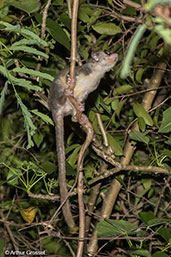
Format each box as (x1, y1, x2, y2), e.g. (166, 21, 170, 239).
(67, 0, 91, 256)
(28, 191, 60, 201)
(96, 113, 108, 147)
(36, 0, 52, 72)
(89, 164, 169, 185)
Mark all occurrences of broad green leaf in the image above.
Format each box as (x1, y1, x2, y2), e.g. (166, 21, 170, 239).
(142, 178, 152, 189)
(46, 18, 70, 51)
(159, 107, 171, 133)
(163, 149, 171, 158)
(139, 211, 156, 225)
(120, 24, 147, 78)
(152, 252, 170, 257)
(122, 6, 137, 15)
(66, 162, 76, 176)
(128, 250, 151, 257)
(158, 228, 171, 243)
(100, 101, 111, 114)
(133, 102, 153, 126)
(79, 7, 102, 23)
(60, 13, 71, 31)
(8, 0, 41, 14)
(33, 132, 44, 148)
(107, 219, 138, 233)
(138, 117, 146, 132)
(115, 99, 126, 118)
(41, 238, 59, 254)
(79, 7, 93, 23)
(113, 85, 132, 95)
(13, 68, 54, 81)
(97, 219, 138, 237)
(111, 99, 119, 111)
(7, 169, 19, 186)
(10, 46, 48, 59)
(107, 134, 123, 156)
(149, 35, 160, 50)
(31, 110, 54, 125)
(130, 130, 149, 145)
(92, 22, 121, 35)
(41, 162, 56, 175)
(136, 68, 144, 83)
(148, 218, 171, 227)
(68, 146, 81, 167)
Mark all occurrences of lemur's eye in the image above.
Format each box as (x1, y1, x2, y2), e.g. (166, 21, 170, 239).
(104, 50, 111, 55)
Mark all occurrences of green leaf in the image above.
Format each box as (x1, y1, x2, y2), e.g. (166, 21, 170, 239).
(46, 18, 70, 51)
(139, 211, 156, 225)
(148, 218, 171, 227)
(8, 0, 41, 14)
(13, 78, 41, 91)
(159, 107, 171, 133)
(133, 102, 153, 126)
(97, 219, 138, 237)
(92, 22, 121, 35)
(10, 45, 48, 59)
(41, 238, 59, 254)
(113, 85, 132, 95)
(68, 146, 81, 167)
(149, 35, 160, 50)
(7, 169, 19, 186)
(0, 21, 47, 47)
(130, 130, 149, 144)
(122, 6, 137, 15)
(115, 99, 126, 118)
(41, 162, 56, 175)
(79, 7, 93, 23)
(164, 149, 171, 158)
(17, 95, 36, 149)
(100, 101, 111, 114)
(12, 38, 44, 47)
(138, 117, 146, 132)
(128, 249, 151, 257)
(13, 68, 54, 82)
(111, 99, 119, 111)
(79, 7, 102, 23)
(107, 134, 123, 156)
(136, 68, 144, 83)
(120, 24, 147, 78)
(158, 228, 171, 243)
(31, 110, 54, 125)
(152, 252, 170, 257)
(33, 132, 44, 148)
(0, 65, 42, 91)
(0, 81, 8, 114)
